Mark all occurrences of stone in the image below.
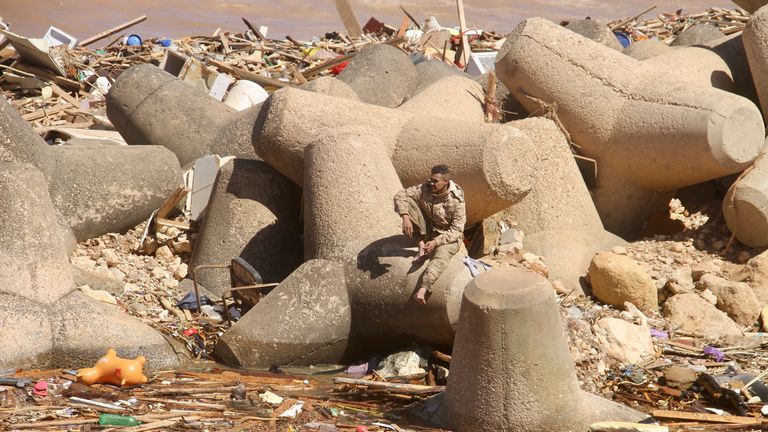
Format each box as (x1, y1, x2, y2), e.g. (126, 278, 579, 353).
(692, 259, 723, 281)
(155, 245, 174, 262)
(761, 305, 768, 332)
(696, 274, 761, 326)
(430, 267, 647, 431)
(101, 249, 120, 267)
(665, 267, 694, 295)
(375, 351, 426, 378)
(671, 23, 724, 46)
(78, 285, 117, 305)
(190, 159, 302, 293)
(669, 242, 684, 253)
(174, 263, 188, 280)
(612, 246, 627, 255)
(739, 250, 768, 305)
(595, 318, 655, 365)
(0, 163, 180, 370)
(623, 39, 673, 60)
(663, 293, 743, 341)
(565, 19, 623, 50)
(662, 366, 698, 390)
(588, 252, 658, 313)
(495, 18, 764, 238)
(700, 288, 718, 305)
(337, 44, 417, 108)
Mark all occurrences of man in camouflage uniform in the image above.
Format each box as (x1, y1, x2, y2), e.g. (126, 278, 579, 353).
(394, 164, 466, 305)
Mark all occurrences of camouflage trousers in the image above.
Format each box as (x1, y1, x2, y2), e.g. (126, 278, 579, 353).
(404, 197, 461, 292)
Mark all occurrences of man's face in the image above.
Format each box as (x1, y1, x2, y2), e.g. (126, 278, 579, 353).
(427, 173, 449, 194)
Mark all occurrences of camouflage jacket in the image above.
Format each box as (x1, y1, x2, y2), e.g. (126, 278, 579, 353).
(394, 180, 466, 246)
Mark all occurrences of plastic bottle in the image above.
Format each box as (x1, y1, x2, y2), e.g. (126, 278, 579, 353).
(98, 414, 141, 426)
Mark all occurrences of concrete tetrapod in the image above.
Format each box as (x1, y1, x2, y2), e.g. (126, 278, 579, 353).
(107, 63, 254, 166)
(724, 137, 768, 247)
(0, 163, 181, 370)
(0, 96, 182, 241)
(430, 267, 647, 431)
(190, 159, 303, 294)
(499, 117, 625, 292)
(398, 74, 485, 122)
(496, 18, 764, 238)
(337, 43, 418, 108)
(254, 87, 538, 225)
(215, 140, 473, 367)
(745, 5, 768, 123)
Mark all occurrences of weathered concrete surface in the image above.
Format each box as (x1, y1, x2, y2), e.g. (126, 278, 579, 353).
(735, 0, 768, 13)
(723, 138, 768, 247)
(0, 96, 182, 241)
(498, 117, 624, 291)
(671, 22, 724, 46)
(414, 60, 465, 94)
(398, 75, 485, 122)
(215, 259, 351, 366)
(745, 5, 768, 124)
(48, 144, 181, 240)
(107, 63, 252, 166)
(623, 39, 673, 60)
(304, 137, 401, 262)
(0, 163, 181, 371)
(301, 76, 359, 101)
(565, 19, 623, 50)
(496, 18, 764, 238)
(190, 159, 302, 294)
(337, 44, 417, 108)
(432, 267, 647, 430)
(255, 87, 538, 225)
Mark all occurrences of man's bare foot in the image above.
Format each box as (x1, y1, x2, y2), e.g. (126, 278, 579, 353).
(414, 287, 428, 305)
(413, 240, 427, 263)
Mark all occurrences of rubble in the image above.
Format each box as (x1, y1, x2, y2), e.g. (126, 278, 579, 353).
(7, 3, 768, 431)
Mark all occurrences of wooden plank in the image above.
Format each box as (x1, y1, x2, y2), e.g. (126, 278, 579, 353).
(156, 186, 190, 219)
(241, 17, 266, 41)
(396, 16, 410, 37)
(156, 218, 191, 231)
(79, 15, 148, 47)
(651, 410, 762, 425)
(49, 83, 79, 108)
(456, 0, 471, 68)
(334, 0, 364, 38)
(334, 377, 445, 394)
(7, 419, 98, 429)
(22, 103, 69, 121)
(207, 58, 290, 89)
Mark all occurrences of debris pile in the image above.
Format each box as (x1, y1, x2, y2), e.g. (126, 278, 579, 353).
(7, 2, 768, 431)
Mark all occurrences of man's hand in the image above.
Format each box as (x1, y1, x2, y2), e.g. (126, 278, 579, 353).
(414, 287, 428, 305)
(402, 215, 413, 237)
(424, 240, 438, 254)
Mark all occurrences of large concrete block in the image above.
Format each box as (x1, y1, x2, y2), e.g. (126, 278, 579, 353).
(498, 117, 624, 291)
(0, 95, 183, 241)
(304, 136, 401, 262)
(745, 5, 768, 124)
(215, 259, 351, 367)
(191, 159, 302, 293)
(432, 267, 647, 430)
(723, 136, 768, 247)
(398, 74, 485, 122)
(255, 88, 537, 225)
(414, 60, 465, 94)
(0, 163, 181, 371)
(496, 18, 764, 238)
(671, 22, 723, 46)
(337, 44, 417, 108)
(107, 64, 253, 166)
(48, 143, 182, 240)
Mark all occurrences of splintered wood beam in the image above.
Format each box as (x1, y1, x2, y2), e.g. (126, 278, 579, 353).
(334, 0, 364, 38)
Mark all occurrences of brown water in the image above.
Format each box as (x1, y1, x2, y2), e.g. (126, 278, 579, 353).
(1, 0, 734, 43)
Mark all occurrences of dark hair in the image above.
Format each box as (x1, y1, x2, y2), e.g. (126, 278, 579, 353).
(431, 164, 450, 175)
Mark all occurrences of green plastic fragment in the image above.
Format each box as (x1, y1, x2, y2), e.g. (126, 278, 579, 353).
(98, 413, 141, 426)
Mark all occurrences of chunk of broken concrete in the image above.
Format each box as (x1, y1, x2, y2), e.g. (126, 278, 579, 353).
(588, 252, 658, 313)
(595, 318, 655, 365)
(663, 293, 743, 341)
